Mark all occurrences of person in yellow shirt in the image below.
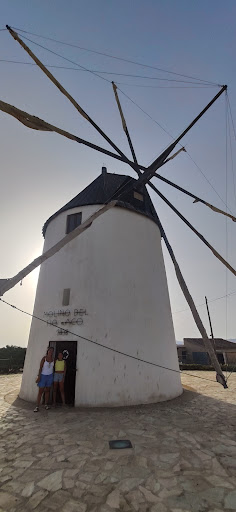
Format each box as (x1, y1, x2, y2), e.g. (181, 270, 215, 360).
(53, 352, 66, 406)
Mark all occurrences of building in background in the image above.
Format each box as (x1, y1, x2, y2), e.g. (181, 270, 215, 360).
(177, 338, 236, 365)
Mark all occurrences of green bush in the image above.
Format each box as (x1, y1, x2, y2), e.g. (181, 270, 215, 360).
(0, 345, 26, 374)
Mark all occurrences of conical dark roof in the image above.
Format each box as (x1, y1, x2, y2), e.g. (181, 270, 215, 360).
(43, 169, 159, 237)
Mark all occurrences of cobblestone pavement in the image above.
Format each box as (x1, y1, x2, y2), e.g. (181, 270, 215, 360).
(0, 372, 235, 512)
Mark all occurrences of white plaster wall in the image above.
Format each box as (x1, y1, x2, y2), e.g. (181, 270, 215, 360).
(20, 204, 182, 405)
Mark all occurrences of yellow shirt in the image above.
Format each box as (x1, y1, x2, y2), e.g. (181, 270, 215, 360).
(55, 360, 65, 372)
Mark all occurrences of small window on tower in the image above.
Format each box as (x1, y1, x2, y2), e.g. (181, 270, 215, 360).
(66, 212, 82, 234)
(133, 191, 144, 201)
(62, 288, 70, 306)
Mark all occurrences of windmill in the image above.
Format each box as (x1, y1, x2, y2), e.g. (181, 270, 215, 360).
(0, 25, 235, 405)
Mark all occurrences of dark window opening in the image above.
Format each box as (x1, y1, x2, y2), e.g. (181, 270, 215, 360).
(62, 288, 70, 306)
(66, 212, 82, 234)
(133, 191, 144, 202)
(192, 352, 210, 365)
(182, 350, 187, 361)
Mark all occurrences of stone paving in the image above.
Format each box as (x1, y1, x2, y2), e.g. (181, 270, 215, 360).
(0, 371, 235, 512)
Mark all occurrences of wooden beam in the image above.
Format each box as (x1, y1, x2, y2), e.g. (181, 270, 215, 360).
(147, 85, 227, 175)
(0, 201, 117, 297)
(6, 25, 137, 172)
(153, 172, 236, 222)
(146, 180, 236, 278)
(157, 216, 227, 388)
(0, 100, 146, 171)
(112, 82, 140, 175)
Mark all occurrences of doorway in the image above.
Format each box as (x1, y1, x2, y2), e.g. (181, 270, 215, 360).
(217, 352, 225, 365)
(49, 341, 77, 406)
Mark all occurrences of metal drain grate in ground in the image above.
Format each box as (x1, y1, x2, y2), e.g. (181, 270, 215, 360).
(109, 440, 133, 449)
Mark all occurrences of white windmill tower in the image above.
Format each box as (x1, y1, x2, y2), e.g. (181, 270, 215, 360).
(20, 166, 182, 406)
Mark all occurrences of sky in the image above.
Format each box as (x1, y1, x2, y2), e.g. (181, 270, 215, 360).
(0, 0, 236, 348)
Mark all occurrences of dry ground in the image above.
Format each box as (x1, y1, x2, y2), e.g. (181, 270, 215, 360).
(0, 371, 235, 512)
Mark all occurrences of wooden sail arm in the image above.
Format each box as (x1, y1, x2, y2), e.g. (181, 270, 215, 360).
(111, 83, 227, 197)
(0, 201, 117, 297)
(6, 24, 225, 187)
(111, 79, 233, 228)
(147, 85, 227, 177)
(145, 180, 236, 277)
(0, 100, 147, 171)
(6, 25, 135, 171)
(111, 81, 234, 228)
(158, 219, 227, 388)
(112, 81, 186, 176)
(112, 82, 127, 133)
(0, 101, 51, 131)
(112, 81, 141, 176)
(198, 201, 236, 222)
(164, 147, 186, 162)
(154, 172, 236, 222)
(109, 84, 235, 269)
(111, 82, 186, 186)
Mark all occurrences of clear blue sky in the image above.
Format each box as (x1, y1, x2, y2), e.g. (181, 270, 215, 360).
(0, 0, 236, 347)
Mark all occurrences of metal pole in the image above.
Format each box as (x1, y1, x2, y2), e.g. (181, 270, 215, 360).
(205, 296, 214, 339)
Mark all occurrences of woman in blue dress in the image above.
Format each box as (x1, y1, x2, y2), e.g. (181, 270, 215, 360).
(34, 347, 54, 412)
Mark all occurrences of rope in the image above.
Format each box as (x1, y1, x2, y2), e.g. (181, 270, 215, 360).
(226, 94, 236, 208)
(226, 364, 236, 381)
(0, 59, 218, 87)
(116, 83, 217, 89)
(16, 33, 220, 90)
(225, 95, 229, 380)
(11, 26, 220, 86)
(174, 289, 236, 314)
(0, 59, 219, 90)
(227, 93, 236, 141)
(0, 59, 219, 85)
(118, 87, 175, 140)
(17, 33, 111, 84)
(0, 298, 221, 384)
(185, 151, 235, 216)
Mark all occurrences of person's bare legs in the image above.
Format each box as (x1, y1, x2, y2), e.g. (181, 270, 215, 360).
(59, 380, 66, 405)
(45, 386, 51, 406)
(53, 381, 58, 405)
(37, 387, 44, 407)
